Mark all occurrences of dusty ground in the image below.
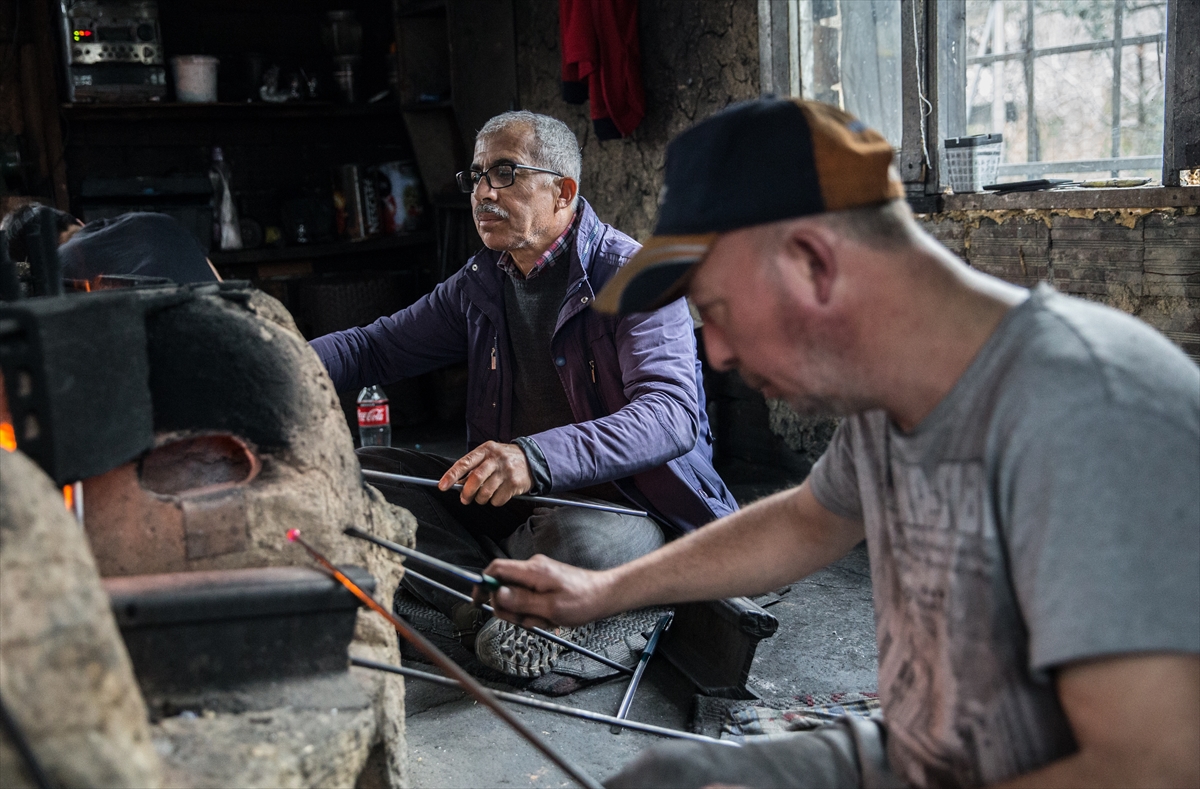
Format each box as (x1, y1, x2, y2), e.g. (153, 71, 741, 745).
(387, 426, 879, 788)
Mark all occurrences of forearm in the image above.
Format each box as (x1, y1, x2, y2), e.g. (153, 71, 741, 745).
(531, 389, 697, 490)
(597, 481, 863, 616)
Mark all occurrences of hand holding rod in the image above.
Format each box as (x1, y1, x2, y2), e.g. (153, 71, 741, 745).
(344, 526, 501, 592)
(402, 565, 634, 676)
(611, 612, 673, 734)
(361, 469, 649, 518)
(350, 657, 738, 747)
(285, 529, 603, 789)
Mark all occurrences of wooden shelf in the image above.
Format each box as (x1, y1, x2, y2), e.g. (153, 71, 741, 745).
(61, 100, 403, 123)
(396, 0, 447, 18)
(209, 231, 435, 267)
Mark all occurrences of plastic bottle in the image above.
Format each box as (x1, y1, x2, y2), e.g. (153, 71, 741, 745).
(210, 147, 243, 251)
(357, 385, 391, 447)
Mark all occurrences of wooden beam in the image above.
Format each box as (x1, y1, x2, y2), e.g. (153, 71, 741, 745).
(1163, 0, 1200, 185)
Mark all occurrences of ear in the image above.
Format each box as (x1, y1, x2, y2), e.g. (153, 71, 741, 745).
(784, 224, 838, 305)
(556, 177, 579, 211)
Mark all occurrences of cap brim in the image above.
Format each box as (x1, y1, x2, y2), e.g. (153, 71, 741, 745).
(594, 233, 718, 315)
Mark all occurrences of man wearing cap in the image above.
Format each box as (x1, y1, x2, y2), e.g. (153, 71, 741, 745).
(480, 98, 1200, 787)
(312, 110, 737, 679)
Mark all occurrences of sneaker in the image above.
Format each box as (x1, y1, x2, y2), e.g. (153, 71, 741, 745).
(474, 617, 594, 679)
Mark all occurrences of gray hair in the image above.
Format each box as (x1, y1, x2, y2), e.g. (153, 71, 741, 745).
(476, 111, 582, 193)
(814, 199, 916, 249)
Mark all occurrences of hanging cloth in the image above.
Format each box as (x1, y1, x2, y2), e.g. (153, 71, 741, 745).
(560, 0, 644, 140)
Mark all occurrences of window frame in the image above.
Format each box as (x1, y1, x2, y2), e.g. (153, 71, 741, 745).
(757, 0, 1199, 210)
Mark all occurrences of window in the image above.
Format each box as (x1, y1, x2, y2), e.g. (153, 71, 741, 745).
(796, 0, 904, 147)
(945, 0, 1167, 182)
(757, 0, 1195, 193)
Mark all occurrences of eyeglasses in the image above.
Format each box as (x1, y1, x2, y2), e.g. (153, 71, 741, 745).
(455, 163, 564, 193)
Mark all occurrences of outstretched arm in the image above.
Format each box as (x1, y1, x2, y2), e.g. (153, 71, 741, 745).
(995, 653, 1199, 789)
(481, 480, 864, 629)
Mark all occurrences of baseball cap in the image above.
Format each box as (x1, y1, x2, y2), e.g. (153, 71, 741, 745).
(595, 98, 904, 315)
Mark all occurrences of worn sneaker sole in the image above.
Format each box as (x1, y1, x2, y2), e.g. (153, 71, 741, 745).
(474, 617, 595, 679)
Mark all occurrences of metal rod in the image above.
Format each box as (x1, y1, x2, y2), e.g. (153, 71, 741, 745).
(402, 566, 634, 676)
(344, 526, 500, 592)
(611, 612, 673, 734)
(350, 657, 738, 747)
(285, 529, 603, 789)
(361, 469, 649, 518)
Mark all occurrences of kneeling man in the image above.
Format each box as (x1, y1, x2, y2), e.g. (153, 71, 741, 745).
(311, 110, 736, 678)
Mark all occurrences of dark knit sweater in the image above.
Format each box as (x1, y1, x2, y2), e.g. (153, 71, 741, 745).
(504, 256, 576, 440)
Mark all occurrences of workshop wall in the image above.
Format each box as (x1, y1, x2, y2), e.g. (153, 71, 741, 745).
(917, 207, 1200, 364)
(511, 0, 760, 242)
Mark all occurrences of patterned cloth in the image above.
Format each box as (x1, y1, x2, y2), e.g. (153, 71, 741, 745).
(495, 210, 580, 280)
(692, 692, 881, 739)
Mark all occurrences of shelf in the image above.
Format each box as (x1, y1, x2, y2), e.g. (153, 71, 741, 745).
(400, 100, 453, 112)
(940, 186, 1199, 212)
(396, 0, 447, 18)
(209, 231, 435, 267)
(61, 100, 403, 123)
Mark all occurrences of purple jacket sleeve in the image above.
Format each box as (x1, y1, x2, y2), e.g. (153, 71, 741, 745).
(530, 297, 701, 492)
(310, 276, 469, 392)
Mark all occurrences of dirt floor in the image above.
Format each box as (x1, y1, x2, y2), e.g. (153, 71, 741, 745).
(388, 427, 879, 788)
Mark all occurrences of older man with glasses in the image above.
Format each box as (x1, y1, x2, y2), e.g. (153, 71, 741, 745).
(310, 110, 737, 682)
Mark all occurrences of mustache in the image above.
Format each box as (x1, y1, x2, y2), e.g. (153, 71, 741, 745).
(475, 203, 509, 220)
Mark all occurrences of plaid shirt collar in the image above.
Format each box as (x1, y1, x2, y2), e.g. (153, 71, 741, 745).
(496, 211, 580, 281)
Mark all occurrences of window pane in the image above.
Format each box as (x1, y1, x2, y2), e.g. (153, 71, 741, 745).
(797, 0, 903, 147)
(1032, 0, 1112, 50)
(964, 56, 1029, 160)
(1117, 42, 1165, 159)
(1033, 49, 1114, 161)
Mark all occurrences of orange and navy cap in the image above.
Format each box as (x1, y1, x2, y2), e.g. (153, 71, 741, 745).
(595, 98, 904, 315)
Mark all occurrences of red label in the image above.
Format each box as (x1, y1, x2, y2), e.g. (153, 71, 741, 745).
(357, 404, 389, 426)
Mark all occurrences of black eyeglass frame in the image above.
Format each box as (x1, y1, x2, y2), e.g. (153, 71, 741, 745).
(456, 163, 565, 193)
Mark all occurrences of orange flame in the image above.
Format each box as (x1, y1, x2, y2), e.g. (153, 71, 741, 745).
(0, 422, 15, 452)
(63, 484, 74, 511)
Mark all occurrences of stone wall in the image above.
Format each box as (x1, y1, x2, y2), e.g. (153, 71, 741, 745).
(918, 206, 1200, 363)
(511, 0, 761, 241)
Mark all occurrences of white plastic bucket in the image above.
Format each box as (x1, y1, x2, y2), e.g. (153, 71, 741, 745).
(172, 56, 219, 103)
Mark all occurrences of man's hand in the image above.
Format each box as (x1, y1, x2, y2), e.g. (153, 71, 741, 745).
(439, 441, 533, 506)
(475, 554, 617, 630)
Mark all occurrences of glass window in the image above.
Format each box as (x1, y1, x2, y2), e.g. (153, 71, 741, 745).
(797, 0, 904, 147)
(941, 0, 1167, 184)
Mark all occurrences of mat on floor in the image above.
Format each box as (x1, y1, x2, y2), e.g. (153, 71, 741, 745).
(692, 691, 881, 738)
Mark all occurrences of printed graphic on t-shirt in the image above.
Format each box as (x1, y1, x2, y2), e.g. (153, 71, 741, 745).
(868, 456, 1071, 789)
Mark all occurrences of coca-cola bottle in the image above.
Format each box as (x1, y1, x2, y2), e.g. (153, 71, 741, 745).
(356, 385, 391, 447)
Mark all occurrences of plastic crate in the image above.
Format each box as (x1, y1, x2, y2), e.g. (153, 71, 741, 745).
(943, 134, 1003, 193)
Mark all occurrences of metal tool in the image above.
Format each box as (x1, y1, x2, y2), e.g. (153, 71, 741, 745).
(350, 657, 738, 747)
(401, 566, 634, 676)
(286, 529, 603, 789)
(611, 612, 673, 734)
(344, 526, 501, 592)
(360, 469, 649, 518)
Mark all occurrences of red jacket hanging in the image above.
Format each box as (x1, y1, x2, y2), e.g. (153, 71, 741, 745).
(560, 0, 644, 140)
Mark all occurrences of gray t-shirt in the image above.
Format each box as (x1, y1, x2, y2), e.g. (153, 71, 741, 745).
(809, 284, 1200, 788)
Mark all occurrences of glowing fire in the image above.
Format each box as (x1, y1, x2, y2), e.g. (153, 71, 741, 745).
(63, 484, 74, 511)
(0, 422, 15, 452)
